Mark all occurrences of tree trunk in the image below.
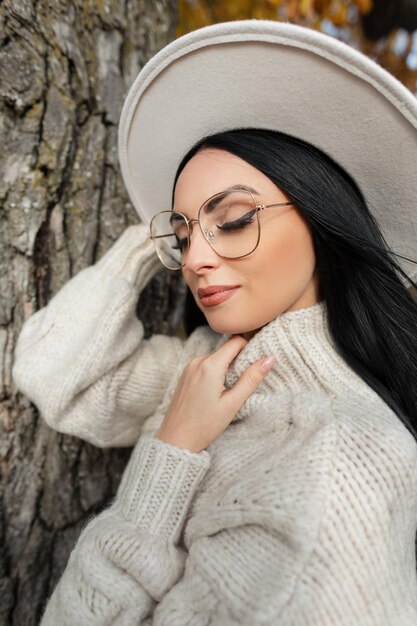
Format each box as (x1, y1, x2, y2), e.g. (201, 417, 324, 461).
(0, 2, 181, 624)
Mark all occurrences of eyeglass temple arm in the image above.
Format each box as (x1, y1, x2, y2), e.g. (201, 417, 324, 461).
(150, 233, 177, 240)
(257, 200, 297, 210)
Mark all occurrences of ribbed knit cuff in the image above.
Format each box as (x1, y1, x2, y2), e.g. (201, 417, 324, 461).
(94, 223, 162, 290)
(114, 433, 211, 543)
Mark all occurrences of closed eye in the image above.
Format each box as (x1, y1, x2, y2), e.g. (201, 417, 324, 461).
(216, 210, 256, 231)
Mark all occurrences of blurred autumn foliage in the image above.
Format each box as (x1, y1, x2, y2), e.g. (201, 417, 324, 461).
(177, 0, 417, 94)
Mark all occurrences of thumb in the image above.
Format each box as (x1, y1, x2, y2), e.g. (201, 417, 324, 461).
(211, 334, 248, 369)
(225, 355, 276, 409)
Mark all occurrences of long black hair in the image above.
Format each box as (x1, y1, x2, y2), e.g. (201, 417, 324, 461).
(171, 127, 417, 442)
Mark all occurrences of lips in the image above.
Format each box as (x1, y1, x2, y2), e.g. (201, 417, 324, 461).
(197, 285, 240, 298)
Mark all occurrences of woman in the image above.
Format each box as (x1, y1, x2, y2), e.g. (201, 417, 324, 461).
(12, 19, 417, 625)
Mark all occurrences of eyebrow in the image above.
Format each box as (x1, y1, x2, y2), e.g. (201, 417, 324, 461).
(172, 184, 259, 219)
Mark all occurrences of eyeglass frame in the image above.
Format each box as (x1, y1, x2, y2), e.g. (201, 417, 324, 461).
(149, 189, 298, 270)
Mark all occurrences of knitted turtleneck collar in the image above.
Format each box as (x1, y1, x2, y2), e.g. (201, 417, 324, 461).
(222, 299, 379, 423)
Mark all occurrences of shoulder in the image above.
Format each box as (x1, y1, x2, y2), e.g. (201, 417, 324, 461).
(330, 391, 417, 475)
(289, 389, 417, 464)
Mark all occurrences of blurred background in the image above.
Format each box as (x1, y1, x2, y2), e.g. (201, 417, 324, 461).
(1, 2, 416, 624)
(177, 0, 417, 93)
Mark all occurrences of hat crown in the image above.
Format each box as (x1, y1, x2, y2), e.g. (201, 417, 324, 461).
(118, 19, 417, 284)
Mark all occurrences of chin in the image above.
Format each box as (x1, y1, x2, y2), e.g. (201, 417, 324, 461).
(204, 315, 259, 337)
(204, 318, 240, 335)
(208, 308, 284, 338)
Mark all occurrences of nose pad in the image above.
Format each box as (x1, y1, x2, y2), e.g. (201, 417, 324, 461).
(184, 222, 219, 268)
(204, 228, 216, 242)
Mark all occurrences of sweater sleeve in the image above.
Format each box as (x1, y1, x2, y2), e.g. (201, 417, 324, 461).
(39, 432, 211, 626)
(12, 223, 186, 447)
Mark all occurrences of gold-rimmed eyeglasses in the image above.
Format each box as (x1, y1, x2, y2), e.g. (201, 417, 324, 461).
(149, 188, 297, 270)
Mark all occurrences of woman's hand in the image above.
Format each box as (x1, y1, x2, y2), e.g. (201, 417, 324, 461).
(154, 335, 275, 453)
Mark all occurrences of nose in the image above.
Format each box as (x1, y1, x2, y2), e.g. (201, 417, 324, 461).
(182, 221, 221, 273)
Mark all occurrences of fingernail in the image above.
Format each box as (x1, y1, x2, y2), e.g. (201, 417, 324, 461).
(260, 356, 275, 372)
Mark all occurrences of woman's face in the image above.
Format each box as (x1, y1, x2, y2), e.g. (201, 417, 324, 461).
(173, 148, 320, 340)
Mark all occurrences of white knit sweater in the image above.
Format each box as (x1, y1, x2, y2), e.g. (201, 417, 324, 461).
(12, 223, 417, 626)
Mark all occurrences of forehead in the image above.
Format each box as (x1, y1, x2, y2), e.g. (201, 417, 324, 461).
(176, 148, 259, 188)
(173, 149, 264, 215)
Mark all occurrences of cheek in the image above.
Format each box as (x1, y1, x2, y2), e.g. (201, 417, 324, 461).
(260, 214, 316, 286)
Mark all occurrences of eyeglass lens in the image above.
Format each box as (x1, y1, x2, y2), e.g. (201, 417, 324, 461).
(150, 190, 259, 270)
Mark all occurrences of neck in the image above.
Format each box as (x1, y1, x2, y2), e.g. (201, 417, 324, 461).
(222, 300, 380, 422)
(241, 293, 321, 343)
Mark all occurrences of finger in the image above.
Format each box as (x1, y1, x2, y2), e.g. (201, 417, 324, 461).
(224, 356, 276, 409)
(208, 335, 248, 369)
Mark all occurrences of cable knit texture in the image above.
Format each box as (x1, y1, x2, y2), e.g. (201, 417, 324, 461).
(12, 223, 417, 625)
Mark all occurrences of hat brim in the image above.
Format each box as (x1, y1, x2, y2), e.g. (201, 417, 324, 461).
(118, 19, 417, 281)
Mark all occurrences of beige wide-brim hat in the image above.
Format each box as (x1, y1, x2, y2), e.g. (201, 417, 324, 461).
(118, 19, 417, 282)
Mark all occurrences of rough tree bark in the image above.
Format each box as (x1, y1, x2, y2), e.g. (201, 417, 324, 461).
(0, 2, 182, 625)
